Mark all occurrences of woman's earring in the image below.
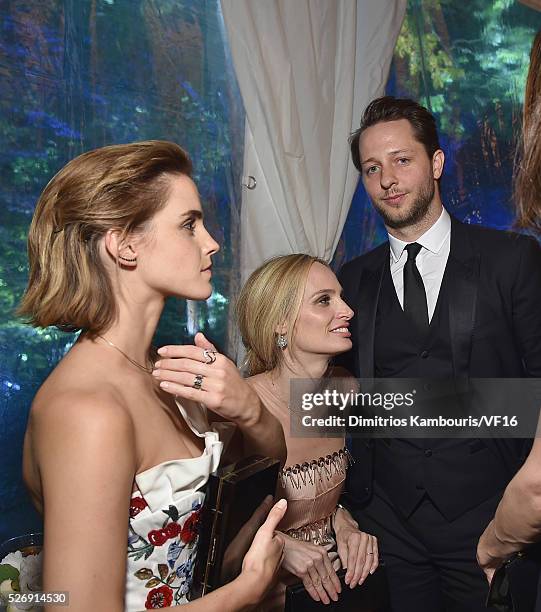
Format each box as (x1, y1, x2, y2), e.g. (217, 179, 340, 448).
(276, 334, 288, 349)
(118, 255, 137, 263)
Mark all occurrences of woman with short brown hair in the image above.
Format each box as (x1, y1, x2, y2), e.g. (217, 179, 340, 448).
(19, 140, 286, 611)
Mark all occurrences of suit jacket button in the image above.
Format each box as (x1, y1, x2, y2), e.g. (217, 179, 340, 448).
(420, 350, 429, 359)
(364, 487, 370, 493)
(424, 449, 433, 457)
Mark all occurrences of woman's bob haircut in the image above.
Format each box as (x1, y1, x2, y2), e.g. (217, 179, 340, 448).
(18, 140, 192, 334)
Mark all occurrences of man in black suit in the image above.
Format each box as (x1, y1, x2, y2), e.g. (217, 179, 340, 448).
(338, 96, 541, 611)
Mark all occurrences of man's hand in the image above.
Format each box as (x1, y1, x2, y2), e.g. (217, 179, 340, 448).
(477, 521, 508, 584)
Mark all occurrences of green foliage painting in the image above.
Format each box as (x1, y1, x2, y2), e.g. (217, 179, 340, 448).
(333, 0, 541, 269)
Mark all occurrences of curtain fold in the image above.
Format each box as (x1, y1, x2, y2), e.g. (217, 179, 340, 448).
(221, 0, 406, 281)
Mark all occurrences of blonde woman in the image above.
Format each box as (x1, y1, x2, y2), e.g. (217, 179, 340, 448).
(236, 254, 378, 609)
(19, 141, 286, 611)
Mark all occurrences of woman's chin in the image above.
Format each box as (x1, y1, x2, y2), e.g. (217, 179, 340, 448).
(316, 338, 352, 360)
(174, 283, 213, 301)
(333, 338, 353, 354)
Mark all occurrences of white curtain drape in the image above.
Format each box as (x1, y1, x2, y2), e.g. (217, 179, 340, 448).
(220, 0, 407, 282)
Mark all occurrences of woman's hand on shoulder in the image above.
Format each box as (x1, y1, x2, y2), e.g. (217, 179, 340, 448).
(333, 506, 378, 589)
(33, 391, 136, 612)
(280, 533, 341, 604)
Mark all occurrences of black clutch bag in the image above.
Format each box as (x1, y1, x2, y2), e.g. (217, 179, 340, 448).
(190, 455, 280, 599)
(486, 547, 541, 612)
(285, 564, 390, 612)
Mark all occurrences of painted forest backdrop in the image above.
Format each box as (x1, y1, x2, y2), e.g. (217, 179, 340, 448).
(1, 0, 541, 541)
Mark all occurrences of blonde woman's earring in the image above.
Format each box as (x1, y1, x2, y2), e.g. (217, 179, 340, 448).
(276, 334, 288, 349)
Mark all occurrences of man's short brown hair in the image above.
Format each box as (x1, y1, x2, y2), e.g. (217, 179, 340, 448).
(349, 96, 441, 172)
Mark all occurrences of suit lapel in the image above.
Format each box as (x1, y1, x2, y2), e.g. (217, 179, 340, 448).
(355, 245, 388, 378)
(447, 217, 480, 379)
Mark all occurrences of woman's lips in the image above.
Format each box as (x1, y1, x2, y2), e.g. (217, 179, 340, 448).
(330, 327, 351, 338)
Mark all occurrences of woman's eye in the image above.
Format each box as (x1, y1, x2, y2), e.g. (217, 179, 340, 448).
(182, 219, 196, 233)
(318, 295, 331, 305)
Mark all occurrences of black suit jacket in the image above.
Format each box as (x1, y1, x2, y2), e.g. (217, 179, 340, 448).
(337, 215, 541, 509)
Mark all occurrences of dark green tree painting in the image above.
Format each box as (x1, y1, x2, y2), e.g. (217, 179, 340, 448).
(2, 0, 541, 543)
(333, 0, 541, 269)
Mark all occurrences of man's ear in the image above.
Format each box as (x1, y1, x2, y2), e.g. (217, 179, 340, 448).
(104, 229, 137, 267)
(432, 149, 445, 180)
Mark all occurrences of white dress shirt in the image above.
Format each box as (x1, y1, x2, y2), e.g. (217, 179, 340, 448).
(388, 207, 451, 322)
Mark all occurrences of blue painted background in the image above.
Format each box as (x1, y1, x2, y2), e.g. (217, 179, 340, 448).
(1, 0, 541, 544)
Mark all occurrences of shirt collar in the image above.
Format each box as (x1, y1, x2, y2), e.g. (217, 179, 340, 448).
(388, 207, 451, 263)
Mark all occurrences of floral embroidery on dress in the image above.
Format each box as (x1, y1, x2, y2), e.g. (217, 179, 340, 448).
(128, 498, 203, 608)
(130, 496, 148, 518)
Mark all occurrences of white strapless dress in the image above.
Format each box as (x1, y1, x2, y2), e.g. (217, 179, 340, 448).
(124, 401, 223, 611)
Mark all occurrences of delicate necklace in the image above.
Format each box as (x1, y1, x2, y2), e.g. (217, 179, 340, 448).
(96, 334, 154, 374)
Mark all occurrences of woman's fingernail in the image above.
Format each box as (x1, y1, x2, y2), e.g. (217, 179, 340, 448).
(276, 499, 287, 509)
(154, 361, 161, 368)
(160, 381, 169, 389)
(158, 347, 168, 356)
(152, 369, 160, 377)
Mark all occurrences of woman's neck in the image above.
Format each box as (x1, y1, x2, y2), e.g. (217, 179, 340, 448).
(268, 354, 330, 406)
(95, 294, 166, 365)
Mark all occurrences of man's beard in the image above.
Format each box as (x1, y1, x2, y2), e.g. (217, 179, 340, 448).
(374, 179, 435, 230)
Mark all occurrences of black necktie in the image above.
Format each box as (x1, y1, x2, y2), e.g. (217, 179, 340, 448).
(403, 242, 429, 332)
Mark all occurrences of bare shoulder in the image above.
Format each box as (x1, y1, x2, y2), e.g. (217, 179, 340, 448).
(31, 380, 132, 435)
(27, 379, 138, 609)
(28, 380, 136, 478)
(245, 372, 263, 387)
(245, 372, 272, 395)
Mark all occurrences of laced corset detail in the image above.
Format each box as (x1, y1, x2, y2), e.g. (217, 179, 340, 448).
(278, 446, 354, 545)
(279, 447, 354, 490)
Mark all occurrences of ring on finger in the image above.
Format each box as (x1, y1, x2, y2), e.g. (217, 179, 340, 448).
(193, 374, 204, 390)
(203, 348, 217, 364)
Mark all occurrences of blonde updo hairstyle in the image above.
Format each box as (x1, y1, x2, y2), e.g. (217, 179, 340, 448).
(18, 140, 192, 334)
(236, 254, 328, 376)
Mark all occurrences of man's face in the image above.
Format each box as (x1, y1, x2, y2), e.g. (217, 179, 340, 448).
(358, 119, 443, 230)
